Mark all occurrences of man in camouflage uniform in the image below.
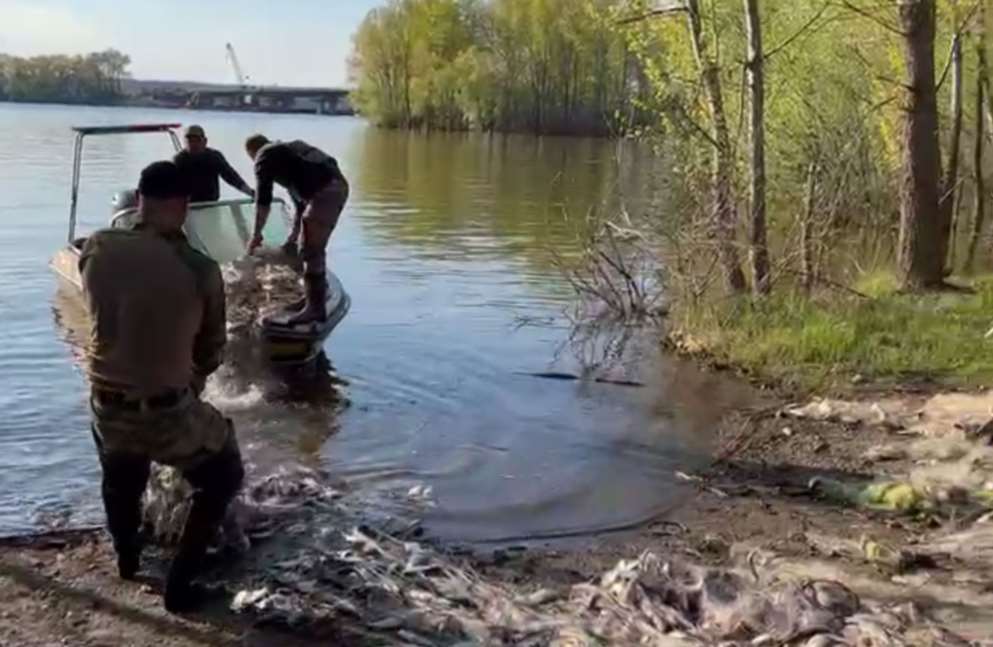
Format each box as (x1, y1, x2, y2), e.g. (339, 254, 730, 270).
(80, 160, 244, 614)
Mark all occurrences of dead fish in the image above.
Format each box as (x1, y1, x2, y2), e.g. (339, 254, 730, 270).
(516, 371, 645, 388)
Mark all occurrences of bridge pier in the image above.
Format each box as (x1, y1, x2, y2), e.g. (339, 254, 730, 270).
(176, 86, 353, 115)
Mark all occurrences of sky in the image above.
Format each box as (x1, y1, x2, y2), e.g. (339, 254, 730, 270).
(0, 0, 384, 87)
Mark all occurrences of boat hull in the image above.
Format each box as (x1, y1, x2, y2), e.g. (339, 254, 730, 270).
(50, 245, 82, 290)
(261, 273, 350, 364)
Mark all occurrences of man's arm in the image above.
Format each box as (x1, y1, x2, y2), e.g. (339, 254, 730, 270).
(192, 262, 226, 394)
(250, 204, 271, 253)
(249, 160, 275, 252)
(213, 150, 254, 198)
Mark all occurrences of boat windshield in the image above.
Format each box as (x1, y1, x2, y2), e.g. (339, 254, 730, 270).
(112, 198, 290, 265)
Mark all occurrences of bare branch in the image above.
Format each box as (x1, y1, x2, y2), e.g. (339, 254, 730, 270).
(937, 1, 981, 91)
(764, 2, 832, 61)
(670, 99, 722, 149)
(834, 0, 906, 37)
(850, 47, 911, 90)
(617, 1, 687, 25)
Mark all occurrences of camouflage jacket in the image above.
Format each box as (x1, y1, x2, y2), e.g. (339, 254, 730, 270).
(79, 226, 226, 397)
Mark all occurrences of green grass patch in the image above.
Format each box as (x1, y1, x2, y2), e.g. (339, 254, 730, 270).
(676, 274, 993, 391)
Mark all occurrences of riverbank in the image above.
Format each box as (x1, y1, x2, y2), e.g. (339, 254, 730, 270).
(667, 272, 993, 395)
(3, 380, 993, 645)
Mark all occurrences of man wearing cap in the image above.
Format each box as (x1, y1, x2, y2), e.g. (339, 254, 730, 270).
(244, 134, 349, 324)
(174, 125, 254, 203)
(79, 160, 244, 613)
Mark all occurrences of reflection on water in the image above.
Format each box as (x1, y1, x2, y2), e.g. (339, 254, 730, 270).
(1, 103, 752, 541)
(350, 129, 666, 268)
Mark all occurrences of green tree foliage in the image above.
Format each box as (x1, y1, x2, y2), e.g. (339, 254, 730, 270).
(0, 49, 131, 104)
(621, 1, 993, 289)
(351, 0, 993, 287)
(350, 0, 648, 134)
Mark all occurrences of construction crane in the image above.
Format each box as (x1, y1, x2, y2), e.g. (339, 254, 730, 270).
(225, 43, 249, 88)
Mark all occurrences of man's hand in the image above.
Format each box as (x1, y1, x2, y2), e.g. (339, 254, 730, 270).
(251, 204, 271, 254)
(248, 232, 264, 254)
(242, 186, 256, 199)
(282, 206, 303, 256)
(283, 223, 301, 252)
(281, 226, 300, 254)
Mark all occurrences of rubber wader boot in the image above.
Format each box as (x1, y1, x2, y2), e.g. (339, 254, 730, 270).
(285, 274, 327, 325)
(100, 456, 150, 581)
(106, 507, 142, 579)
(116, 537, 142, 580)
(164, 501, 223, 613)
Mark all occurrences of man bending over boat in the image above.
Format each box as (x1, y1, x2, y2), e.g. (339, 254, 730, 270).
(174, 124, 254, 203)
(245, 134, 349, 324)
(80, 161, 244, 613)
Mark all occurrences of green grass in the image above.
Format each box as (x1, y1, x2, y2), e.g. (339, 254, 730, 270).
(676, 273, 993, 391)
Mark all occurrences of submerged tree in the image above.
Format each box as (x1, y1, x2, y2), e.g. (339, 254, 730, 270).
(350, 0, 646, 135)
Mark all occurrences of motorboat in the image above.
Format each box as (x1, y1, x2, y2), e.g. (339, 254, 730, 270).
(49, 123, 349, 365)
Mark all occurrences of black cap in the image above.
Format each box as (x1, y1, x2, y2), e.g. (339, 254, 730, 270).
(137, 161, 190, 199)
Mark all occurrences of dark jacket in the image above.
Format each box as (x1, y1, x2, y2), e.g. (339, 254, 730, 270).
(174, 148, 251, 203)
(254, 140, 344, 208)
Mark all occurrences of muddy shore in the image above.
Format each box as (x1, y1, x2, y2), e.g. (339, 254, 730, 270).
(3, 378, 993, 645)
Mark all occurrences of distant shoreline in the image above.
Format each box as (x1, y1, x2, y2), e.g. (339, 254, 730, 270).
(0, 97, 355, 117)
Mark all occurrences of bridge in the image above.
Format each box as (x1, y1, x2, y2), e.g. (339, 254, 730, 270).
(123, 80, 354, 116)
(187, 86, 354, 115)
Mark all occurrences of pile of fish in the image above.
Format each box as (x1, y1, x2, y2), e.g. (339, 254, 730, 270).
(142, 464, 343, 554)
(222, 249, 303, 334)
(785, 392, 993, 441)
(215, 391, 993, 644)
(224, 524, 974, 646)
(139, 456, 983, 643)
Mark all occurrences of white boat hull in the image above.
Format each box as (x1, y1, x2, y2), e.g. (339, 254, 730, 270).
(50, 198, 350, 366)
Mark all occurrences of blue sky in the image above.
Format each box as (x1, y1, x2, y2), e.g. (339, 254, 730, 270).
(0, 0, 383, 86)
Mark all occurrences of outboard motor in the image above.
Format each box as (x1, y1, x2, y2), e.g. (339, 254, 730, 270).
(109, 188, 140, 229)
(111, 188, 139, 215)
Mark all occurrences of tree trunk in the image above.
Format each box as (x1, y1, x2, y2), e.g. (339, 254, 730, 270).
(981, 0, 993, 147)
(939, 12, 964, 274)
(801, 161, 819, 293)
(686, 0, 747, 294)
(967, 4, 988, 272)
(897, 0, 945, 290)
(972, 66, 987, 272)
(744, 0, 769, 295)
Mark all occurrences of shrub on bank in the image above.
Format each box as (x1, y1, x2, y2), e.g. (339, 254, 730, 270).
(673, 273, 993, 391)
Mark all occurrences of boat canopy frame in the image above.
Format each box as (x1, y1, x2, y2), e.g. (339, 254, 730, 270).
(68, 123, 183, 243)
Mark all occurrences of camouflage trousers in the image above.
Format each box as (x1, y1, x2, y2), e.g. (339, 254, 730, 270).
(300, 177, 348, 276)
(89, 387, 244, 560)
(90, 388, 235, 471)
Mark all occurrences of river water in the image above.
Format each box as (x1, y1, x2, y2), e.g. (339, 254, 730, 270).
(0, 103, 751, 541)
